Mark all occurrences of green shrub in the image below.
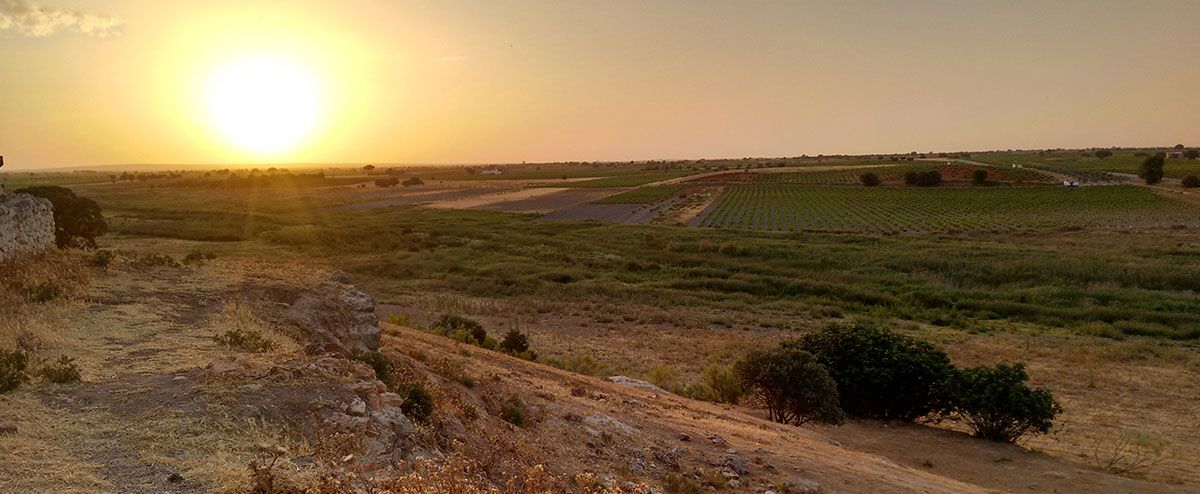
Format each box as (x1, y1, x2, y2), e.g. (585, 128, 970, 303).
(796, 321, 956, 421)
(662, 473, 702, 494)
(214, 328, 276, 353)
(183, 250, 217, 264)
(950, 363, 1062, 443)
(40, 355, 82, 384)
(352, 351, 395, 389)
(499, 396, 526, 427)
(131, 253, 180, 268)
(736, 345, 844, 425)
(433, 314, 486, 345)
(701, 363, 743, 404)
(26, 282, 61, 303)
(1181, 175, 1199, 189)
(499, 328, 531, 356)
(14, 186, 108, 248)
(1139, 153, 1165, 184)
(971, 169, 988, 185)
(859, 172, 881, 187)
(90, 249, 114, 268)
(0, 350, 30, 394)
(397, 383, 433, 423)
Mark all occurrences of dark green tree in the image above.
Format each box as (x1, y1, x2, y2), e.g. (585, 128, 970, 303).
(736, 345, 844, 426)
(1138, 153, 1165, 184)
(859, 172, 881, 187)
(950, 363, 1062, 443)
(14, 186, 107, 248)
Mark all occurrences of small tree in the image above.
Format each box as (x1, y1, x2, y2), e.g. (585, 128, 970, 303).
(701, 363, 743, 404)
(1181, 175, 1199, 189)
(950, 363, 1062, 443)
(797, 321, 956, 421)
(362, 164, 376, 173)
(1184, 149, 1199, 160)
(859, 172, 881, 187)
(1138, 153, 1165, 184)
(374, 177, 400, 188)
(435, 314, 487, 345)
(14, 186, 107, 248)
(736, 345, 844, 426)
(971, 169, 988, 185)
(1094, 149, 1113, 159)
(499, 328, 530, 354)
(903, 171, 919, 186)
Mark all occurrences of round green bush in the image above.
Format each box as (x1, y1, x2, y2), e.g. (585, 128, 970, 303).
(736, 345, 843, 425)
(795, 321, 956, 421)
(950, 363, 1062, 443)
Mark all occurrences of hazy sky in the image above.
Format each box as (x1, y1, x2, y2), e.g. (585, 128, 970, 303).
(2, 0, 1198, 169)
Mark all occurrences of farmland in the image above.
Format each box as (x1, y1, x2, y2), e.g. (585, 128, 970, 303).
(592, 185, 682, 204)
(696, 185, 1200, 234)
(972, 151, 1200, 180)
(750, 163, 1055, 185)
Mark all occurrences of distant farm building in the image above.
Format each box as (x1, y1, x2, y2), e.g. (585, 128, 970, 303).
(481, 168, 503, 175)
(1011, 164, 1024, 168)
(1063, 180, 1080, 187)
(1166, 151, 1184, 159)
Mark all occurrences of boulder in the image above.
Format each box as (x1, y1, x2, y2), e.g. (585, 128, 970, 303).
(606, 375, 666, 394)
(0, 192, 54, 262)
(281, 272, 381, 356)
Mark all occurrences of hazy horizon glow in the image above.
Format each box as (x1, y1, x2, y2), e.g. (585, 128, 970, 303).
(2, 0, 1198, 170)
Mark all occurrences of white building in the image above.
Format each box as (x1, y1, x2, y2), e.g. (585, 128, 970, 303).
(481, 168, 503, 176)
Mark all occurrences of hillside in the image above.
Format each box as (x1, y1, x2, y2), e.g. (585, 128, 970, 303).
(1, 246, 1192, 493)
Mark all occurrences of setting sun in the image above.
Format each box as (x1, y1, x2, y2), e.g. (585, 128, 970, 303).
(204, 55, 322, 155)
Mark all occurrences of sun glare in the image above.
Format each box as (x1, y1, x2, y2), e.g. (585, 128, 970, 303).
(204, 55, 321, 154)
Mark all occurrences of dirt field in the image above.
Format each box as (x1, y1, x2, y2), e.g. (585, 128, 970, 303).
(477, 188, 623, 213)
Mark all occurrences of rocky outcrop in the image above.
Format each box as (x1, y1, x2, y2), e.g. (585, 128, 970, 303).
(607, 375, 666, 394)
(0, 192, 54, 262)
(280, 272, 382, 356)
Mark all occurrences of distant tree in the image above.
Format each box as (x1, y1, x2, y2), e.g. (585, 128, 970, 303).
(903, 171, 919, 186)
(401, 177, 424, 187)
(374, 177, 400, 188)
(971, 169, 989, 185)
(859, 172, 881, 187)
(1184, 149, 1199, 160)
(1175, 144, 1185, 150)
(14, 186, 107, 248)
(1138, 153, 1165, 184)
(1094, 149, 1113, 159)
(362, 164, 376, 174)
(499, 328, 530, 355)
(1181, 175, 1200, 189)
(736, 345, 844, 426)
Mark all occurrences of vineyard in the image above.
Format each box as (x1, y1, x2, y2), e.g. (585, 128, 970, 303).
(695, 185, 1200, 234)
(750, 163, 1055, 185)
(971, 151, 1200, 180)
(592, 185, 683, 204)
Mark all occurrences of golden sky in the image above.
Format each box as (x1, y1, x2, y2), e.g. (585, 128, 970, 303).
(2, 0, 1198, 169)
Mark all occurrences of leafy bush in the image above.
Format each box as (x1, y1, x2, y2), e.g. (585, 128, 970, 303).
(949, 363, 1062, 443)
(1181, 175, 1199, 189)
(183, 250, 217, 264)
(14, 186, 108, 248)
(735, 345, 844, 425)
(1185, 149, 1199, 160)
(26, 282, 61, 303)
(40, 355, 82, 384)
(1138, 153, 1165, 184)
(1, 350, 30, 393)
(903, 170, 942, 187)
(352, 350, 395, 389)
(90, 249, 114, 268)
(433, 314, 487, 345)
(796, 321, 956, 421)
(397, 383, 433, 423)
(499, 396, 526, 427)
(374, 177, 400, 188)
(971, 169, 988, 185)
(401, 177, 424, 187)
(701, 363, 743, 404)
(1095, 149, 1113, 159)
(131, 253, 180, 268)
(859, 172, 881, 187)
(214, 328, 276, 353)
(499, 328, 535, 359)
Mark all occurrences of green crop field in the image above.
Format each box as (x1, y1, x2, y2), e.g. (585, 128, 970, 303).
(554, 171, 694, 188)
(592, 185, 682, 204)
(972, 152, 1200, 180)
(697, 185, 1200, 234)
(751, 163, 1055, 185)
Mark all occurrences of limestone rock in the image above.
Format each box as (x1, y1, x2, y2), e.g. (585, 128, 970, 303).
(281, 273, 381, 356)
(606, 375, 666, 394)
(0, 192, 54, 262)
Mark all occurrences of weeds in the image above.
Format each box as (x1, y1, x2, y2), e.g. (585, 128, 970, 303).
(215, 327, 277, 353)
(0, 350, 30, 393)
(40, 355, 82, 383)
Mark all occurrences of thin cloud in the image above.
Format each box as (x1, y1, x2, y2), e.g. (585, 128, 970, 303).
(0, 0, 122, 37)
(435, 55, 467, 63)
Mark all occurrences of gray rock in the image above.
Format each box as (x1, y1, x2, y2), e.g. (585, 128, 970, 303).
(282, 273, 381, 356)
(606, 376, 666, 394)
(348, 396, 368, 416)
(725, 454, 750, 475)
(783, 479, 821, 494)
(0, 192, 54, 262)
